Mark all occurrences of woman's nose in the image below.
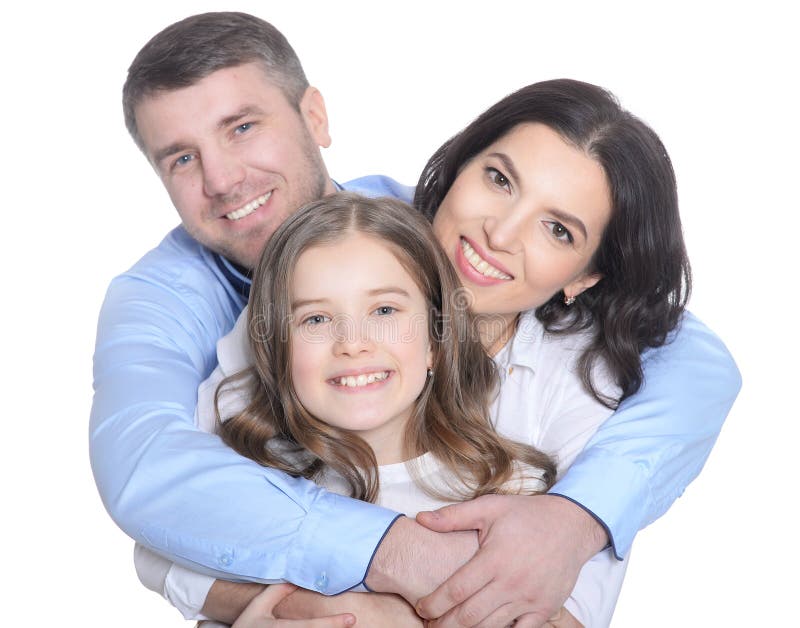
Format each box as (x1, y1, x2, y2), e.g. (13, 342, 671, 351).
(484, 207, 525, 253)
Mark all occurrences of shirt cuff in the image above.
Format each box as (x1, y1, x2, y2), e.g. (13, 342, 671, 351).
(285, 490, 400, 594)
(549, 446, 651, 558)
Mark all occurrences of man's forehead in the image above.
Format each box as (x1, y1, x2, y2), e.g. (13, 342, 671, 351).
(135, 63, 289, 160)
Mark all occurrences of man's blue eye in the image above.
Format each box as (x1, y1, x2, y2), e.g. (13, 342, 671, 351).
(175, 154, 193, 166)
(236, 122, 253, 133)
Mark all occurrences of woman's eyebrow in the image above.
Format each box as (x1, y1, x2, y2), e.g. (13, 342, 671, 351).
(548, 208, 588, 241)
(487, 152, 520, 183)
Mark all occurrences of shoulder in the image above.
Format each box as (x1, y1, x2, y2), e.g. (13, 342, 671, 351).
(341, 175, 415, 203)
(97, 227, 245, 362)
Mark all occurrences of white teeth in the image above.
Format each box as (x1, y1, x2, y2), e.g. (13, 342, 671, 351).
(225, 192, 272, 220)
(460, 239, 512, 280)
(334, 371, 390, 388)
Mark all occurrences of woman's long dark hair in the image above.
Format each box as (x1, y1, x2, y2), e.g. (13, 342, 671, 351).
(218, 193, 556, 501)
(415, 79, 691, 405)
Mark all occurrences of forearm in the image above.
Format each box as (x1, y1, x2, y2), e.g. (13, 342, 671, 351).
(203, 580, 266, 625)
(91, 276, 398, 592)
(551, 311, 741, 556)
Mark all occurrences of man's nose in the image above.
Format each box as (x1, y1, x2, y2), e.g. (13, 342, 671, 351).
(202, 147, 246, 198)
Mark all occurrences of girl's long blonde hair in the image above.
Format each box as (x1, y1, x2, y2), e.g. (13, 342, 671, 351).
(218, 193, 556, 502)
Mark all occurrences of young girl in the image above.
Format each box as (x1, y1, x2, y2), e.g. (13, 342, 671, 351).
(135, 192, 621, 627)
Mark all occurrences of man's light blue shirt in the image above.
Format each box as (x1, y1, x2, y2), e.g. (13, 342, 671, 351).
(90, 175, 741, 593)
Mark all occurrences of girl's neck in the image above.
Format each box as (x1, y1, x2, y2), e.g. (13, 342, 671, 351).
(476, 312, 520, 357)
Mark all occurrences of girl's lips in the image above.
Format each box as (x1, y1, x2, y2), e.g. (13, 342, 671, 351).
(454, 239, 513, 287)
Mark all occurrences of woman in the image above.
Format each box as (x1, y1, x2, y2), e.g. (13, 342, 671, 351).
(140, 79, 691, 628)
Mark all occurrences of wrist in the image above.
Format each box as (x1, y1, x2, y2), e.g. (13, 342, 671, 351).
(365, 516, 477, 603)
(548, 494, 609, 560)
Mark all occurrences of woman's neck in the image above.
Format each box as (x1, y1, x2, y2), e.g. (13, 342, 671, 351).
(476, 312, 520, 357)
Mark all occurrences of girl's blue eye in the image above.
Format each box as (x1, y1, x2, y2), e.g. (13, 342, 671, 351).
(303, 314, 328, 326)
(375, 306, 396, 316)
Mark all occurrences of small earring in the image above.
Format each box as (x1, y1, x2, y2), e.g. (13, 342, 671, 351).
(564, 295, 576, 306)
(427, 368, 433, 377)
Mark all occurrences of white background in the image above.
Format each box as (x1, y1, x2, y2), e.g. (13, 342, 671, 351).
(2, 1, 797, 625)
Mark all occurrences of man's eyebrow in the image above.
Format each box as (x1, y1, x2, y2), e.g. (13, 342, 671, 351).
(151, 106, 267, 166)
(152, 142, 192, 167)
(549, 208, 588, 241)
(217, 105, 266, 130)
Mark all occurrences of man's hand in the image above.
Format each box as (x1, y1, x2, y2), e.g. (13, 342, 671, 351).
(232, 584, 355, 628)
(364, 516, 479, 605)
(414, 494, 607, 628)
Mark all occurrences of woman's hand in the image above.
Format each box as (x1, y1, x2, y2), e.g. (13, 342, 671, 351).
(231, 584, 356, 628)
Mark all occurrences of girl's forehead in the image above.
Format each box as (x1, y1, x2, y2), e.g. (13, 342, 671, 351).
(291, 233, 430, 303)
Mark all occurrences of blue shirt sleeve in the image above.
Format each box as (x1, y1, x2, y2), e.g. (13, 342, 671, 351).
(89, 229, 398, 595)
(549, 311, 741, 557)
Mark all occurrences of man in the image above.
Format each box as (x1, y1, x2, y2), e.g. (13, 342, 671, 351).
(91, 11, 741, 627)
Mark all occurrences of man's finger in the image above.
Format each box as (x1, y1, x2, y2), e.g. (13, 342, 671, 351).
(428, 587, 522, 628)
(416, 496, 493, 533)
(416, 552, 493, 620)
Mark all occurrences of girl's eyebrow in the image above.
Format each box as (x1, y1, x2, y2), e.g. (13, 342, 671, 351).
(366, 287, 411, 298)
(291, 297, 330, 311)
(291, 287, 411, 311)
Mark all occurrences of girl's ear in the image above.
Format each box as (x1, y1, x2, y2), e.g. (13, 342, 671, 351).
(426, 341, 434, 371)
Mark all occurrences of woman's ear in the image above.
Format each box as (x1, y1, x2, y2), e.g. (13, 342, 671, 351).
(563, 272, 603, 301)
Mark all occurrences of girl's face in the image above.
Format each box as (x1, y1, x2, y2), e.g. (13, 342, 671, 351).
(289, 233, 433, 465)
(433, 122, 613, 321)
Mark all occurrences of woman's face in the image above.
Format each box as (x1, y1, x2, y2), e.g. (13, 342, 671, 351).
(433, 122, 613, 318)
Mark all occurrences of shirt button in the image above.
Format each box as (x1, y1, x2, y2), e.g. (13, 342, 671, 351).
(218, 553, 233, 567)
(314, 571, 328, 592)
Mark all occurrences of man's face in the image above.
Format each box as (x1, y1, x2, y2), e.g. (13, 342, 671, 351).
(135, 62, 335, 269)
